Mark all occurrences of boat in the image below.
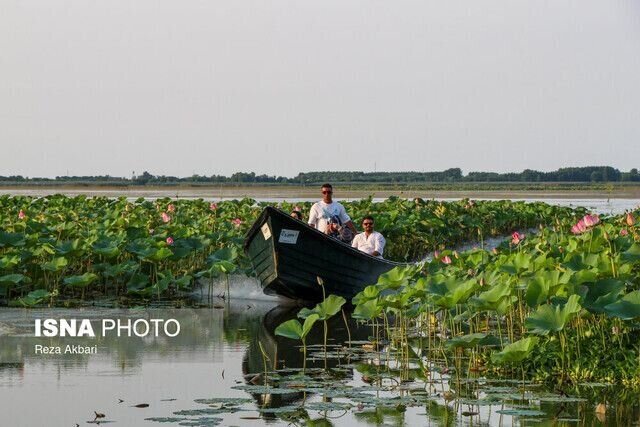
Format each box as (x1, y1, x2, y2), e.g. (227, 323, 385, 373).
(244, 206, 404, 302)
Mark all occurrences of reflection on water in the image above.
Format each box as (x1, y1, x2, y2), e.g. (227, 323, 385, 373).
(2, 303, 640, 426)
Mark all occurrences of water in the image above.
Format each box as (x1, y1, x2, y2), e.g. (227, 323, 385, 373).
(1, 195, 639, 425)
(0, 187, 637, 215)
(1, 297, 639, 426)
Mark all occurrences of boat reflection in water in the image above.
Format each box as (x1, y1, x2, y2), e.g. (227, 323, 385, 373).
(241, 305, 370, 413)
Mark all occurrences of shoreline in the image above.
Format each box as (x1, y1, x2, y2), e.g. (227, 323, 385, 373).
(1, 184, 640, 200)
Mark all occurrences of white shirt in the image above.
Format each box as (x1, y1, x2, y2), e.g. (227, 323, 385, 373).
(308, 201, 351, 234)
(351, 231, 386, 257)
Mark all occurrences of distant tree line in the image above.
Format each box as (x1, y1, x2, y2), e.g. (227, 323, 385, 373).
(1, 166, 639, 184)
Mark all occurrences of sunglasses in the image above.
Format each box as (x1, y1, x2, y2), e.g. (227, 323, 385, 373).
(322, 190, 332, 194)
(363, 222, 373, 226)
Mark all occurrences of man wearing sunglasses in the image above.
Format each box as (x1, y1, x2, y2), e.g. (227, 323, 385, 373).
(308, 183, 357, 239)
(351, 216, 385, 258)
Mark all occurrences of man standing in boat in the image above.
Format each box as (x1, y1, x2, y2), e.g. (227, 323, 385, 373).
(308, 183, 358, 240)
(351, 216, 386, 258)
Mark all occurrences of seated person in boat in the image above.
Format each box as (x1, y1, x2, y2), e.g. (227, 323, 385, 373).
(351, 216, 386, 258)
(326, 215, 354, 243)
(290, 210, 303, 221)
(308, 183, 357, 241)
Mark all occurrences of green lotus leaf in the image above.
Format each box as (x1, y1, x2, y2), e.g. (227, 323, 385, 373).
(377, 266, 411, 289)
(41, 257, 68, 272)
(55, 239, 84, 257)
(491, 336, 539, 364)
(63, 272, 98, 288)
(0, 231, 26, 248)
(471, 281, 512, 312)
(0, 274, 30, 285)
(427, 276, 478, 309)
(148, 247, 173, 262)
(0, 255, 21, 270)
(275, 313, 319, 340)
(622, 243, 640, 262)
(301, 313, 320, 338)
(275, 318, 304, 340)
(446, 333, 501, 349)
(352, 285, 380, 305)
(298, 295, 346, 321)
(580, 279, 625, 314)
(214, 260, 236, 274)
(525, 295, 582, 335)
(92, 239, 121, 258)
(103, 260, 138, 278)
(16, 289, 51, 307)
(499, 252, 532, 275)
(208, 246, 239, 263)
(525, 270, 570, 307)
(604, 291, 640, 320)
(352, 299, 383, 321)
(127, 273, 150, 293)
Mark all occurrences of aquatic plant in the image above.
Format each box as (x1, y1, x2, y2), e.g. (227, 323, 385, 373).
(348, 207, 640, 385)
(274, 313, 320, 374)
(0, 195, 585, 306)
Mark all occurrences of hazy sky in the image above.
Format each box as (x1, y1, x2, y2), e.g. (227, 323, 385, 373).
(1, 0, 639, 178)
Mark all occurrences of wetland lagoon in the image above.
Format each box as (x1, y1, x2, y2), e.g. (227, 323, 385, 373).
(1, 193, 640, 426)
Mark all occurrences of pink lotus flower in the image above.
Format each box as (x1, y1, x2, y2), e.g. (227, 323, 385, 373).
(583, 214, 600, 227)
(511, 231, 525, 245)
(18, 210, 26, 220)
(441, 256, 452, 265)
(620, 229, 629, 236)
(166, 237, 174, 245)
(209, 202, 218, 211)
(232, 218, 243, 227)
(167, 204, 175, 213)
(626, 213, 635, 226)
(161, 212, 171, 223)
(571, 218, 587, 234)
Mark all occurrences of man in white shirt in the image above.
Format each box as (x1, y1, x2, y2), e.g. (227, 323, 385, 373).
(351, 216, 385, 258)
(308, 183, 357, 236)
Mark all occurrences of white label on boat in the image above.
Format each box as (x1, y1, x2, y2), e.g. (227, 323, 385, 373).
(278, 229, 299, 244)
(261, 223, 272, 240)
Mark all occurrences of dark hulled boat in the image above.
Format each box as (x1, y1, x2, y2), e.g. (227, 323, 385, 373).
(244, 206, 403, 302)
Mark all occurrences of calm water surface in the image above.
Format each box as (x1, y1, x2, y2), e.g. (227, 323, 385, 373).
(1, 298, 639, 426)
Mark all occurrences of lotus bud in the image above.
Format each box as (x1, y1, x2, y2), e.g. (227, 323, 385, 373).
(167, 204, 176, 213)
(209, 202, 218, 211)
(621, 229, 629, 236)
(166, 237, 174, 245)
(626, 213, 635, 226)
(453, 250, 459, 259)
(18, 210, 26, 220)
